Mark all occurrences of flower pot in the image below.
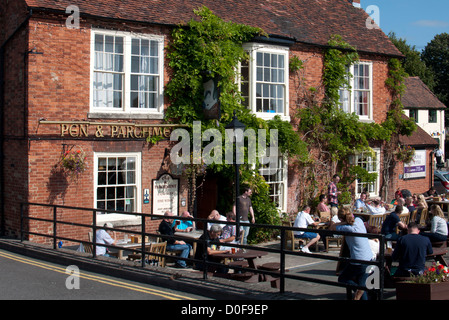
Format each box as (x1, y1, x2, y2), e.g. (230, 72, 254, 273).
(396, 281, 449, 300)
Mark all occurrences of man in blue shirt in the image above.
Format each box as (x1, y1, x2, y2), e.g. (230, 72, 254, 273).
(392, 222, 433, 277)
(354, 192, 368, 210)
(381, 205, 407, 241)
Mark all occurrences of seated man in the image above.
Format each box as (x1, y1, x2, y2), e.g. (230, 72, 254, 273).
(293, 205, 320, 253)
(423, 186, 437, 199)
(366, 200, 386, 215)
(172, 210, 195, 233)
(381, 205, 407, 241)
(219, 212, 238, 250)
(95, 222, 116, 256)
(194, 224, 230, 273)
(354, 192, 368, 210)
(158, 211, 192, 268)
(392, 222, 433, 277)
(397, 198, 409, 214)
(405, 196, 416, 215)
(207, 209, 227, 231)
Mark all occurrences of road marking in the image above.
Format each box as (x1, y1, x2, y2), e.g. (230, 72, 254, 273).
(0, 250, 196, 300)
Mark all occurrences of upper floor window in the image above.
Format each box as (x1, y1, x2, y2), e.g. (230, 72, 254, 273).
(339, 62, 373, 121)
(91, 30, 164, 116)
(429, 109, 437, 123)
(239, 44, 289, 120)
(409, 109, 418, 122)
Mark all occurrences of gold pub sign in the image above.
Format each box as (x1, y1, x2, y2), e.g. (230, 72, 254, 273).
(39, 120, 188, 139)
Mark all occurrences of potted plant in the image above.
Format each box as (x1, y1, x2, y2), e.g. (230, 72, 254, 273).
(396, 262, 449, 300)
(59, 147, 86, 179)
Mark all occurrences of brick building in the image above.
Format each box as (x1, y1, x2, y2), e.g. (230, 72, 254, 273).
(0, 0, 436, 241)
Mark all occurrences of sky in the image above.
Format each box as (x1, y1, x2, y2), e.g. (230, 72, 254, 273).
(361, 0, 449, 51)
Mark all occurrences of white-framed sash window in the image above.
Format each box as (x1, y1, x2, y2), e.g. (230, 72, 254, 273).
(354, 148, 380, 197)
(339, 62, 373, 121)
(94, 152, 141, 222)
(240, 43, 290, 121)
(90, 30, 164, 116)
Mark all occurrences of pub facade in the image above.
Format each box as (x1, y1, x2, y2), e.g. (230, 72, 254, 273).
(0, 0, 436, 242)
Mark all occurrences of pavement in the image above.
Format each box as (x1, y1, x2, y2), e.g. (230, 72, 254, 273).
(0, 236, 408, 300)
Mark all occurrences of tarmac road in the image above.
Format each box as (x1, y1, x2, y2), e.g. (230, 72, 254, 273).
(0, 249, 208, 300)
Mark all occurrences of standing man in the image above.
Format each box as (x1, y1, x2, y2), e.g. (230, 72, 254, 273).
(233, 187, 255, 245)
(328, 174, 341, 208)
(435, 147, 444, 168)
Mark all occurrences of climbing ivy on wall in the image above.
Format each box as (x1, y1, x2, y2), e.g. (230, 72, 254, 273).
(293, 35, 415, 205)
(164, 6, 307, 242)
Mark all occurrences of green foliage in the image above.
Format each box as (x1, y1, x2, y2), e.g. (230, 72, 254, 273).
(422, 33, 449, 107)
(289, 56, 304, 73)
(323, 35, 359, 108)
(165, 7, 300, 242)
(295, 35, 414, 204)
(388, 32, 436, 91)
(165, 6, 263, 124)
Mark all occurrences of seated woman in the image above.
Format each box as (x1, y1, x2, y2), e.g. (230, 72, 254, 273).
(414, 194, 428, 223)
(421, 204, 448, 243)
(317, 194, 330, 213)
(390, 189, 402, 206)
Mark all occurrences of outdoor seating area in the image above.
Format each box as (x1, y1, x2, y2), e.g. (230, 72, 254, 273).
(19, 190, 449, 300)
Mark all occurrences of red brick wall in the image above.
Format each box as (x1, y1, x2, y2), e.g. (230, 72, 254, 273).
(2, 14, 189, 240)
(1, 9, 433, 240)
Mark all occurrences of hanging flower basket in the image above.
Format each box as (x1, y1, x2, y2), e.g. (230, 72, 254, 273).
(395, 145, 415, 164)
(59, 147, 86, 178)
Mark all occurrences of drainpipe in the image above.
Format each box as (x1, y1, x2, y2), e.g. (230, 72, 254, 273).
(0, 9, 33, 236)
(430, 151, 434, 189)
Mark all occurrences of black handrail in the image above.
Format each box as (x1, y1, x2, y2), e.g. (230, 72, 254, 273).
(20, 202, 386, 299)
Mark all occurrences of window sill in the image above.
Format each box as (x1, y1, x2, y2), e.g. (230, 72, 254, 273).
(255, 113, 290, 122)
(88, 113, 164, 120)
(96, 214, 142, 227)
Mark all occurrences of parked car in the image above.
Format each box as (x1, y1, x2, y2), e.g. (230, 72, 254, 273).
(434, 171, 449, 194)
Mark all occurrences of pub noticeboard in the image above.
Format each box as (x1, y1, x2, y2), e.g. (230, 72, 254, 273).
(152, 173, 179, 218)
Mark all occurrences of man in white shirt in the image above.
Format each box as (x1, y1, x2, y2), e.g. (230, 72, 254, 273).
(366, 200, 386, 215)
(95, 222, 116, 256)
(397, 198, 409, 214)
(293, 206, 320, 253)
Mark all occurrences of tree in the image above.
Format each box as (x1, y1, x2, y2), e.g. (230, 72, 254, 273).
(422, 33, 449, 107)
(388, 32, 435, 91)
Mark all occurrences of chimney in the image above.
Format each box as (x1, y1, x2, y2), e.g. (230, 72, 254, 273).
(349, 0, 362, 8)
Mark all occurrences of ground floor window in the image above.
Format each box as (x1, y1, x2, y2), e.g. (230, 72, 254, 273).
(94, 153, 141, 219)
(259, 155, 287, 212)
(355, 148, 380, 197)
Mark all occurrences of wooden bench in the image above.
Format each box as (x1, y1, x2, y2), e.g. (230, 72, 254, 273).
(258, 262, 284, 288)
(428, 247, 448, 267)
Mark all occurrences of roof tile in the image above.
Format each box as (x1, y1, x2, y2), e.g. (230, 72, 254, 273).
(25, 0, 402, 56)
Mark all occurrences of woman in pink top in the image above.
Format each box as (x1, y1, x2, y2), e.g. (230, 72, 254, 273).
(317, 194, 330, 213)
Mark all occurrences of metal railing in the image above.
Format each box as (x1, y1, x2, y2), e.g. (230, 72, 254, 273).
(20, 202, 386, 299)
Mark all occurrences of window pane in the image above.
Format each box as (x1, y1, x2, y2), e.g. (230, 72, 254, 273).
(96, 155, 138, 214)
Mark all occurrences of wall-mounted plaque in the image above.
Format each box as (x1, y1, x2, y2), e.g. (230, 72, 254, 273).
(152, 173, 179, 218)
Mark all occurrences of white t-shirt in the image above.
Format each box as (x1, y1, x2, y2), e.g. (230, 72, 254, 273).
(96, 229, 114, 256)
(207, 215, 227, 230)
(293, 211, 314, 236)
